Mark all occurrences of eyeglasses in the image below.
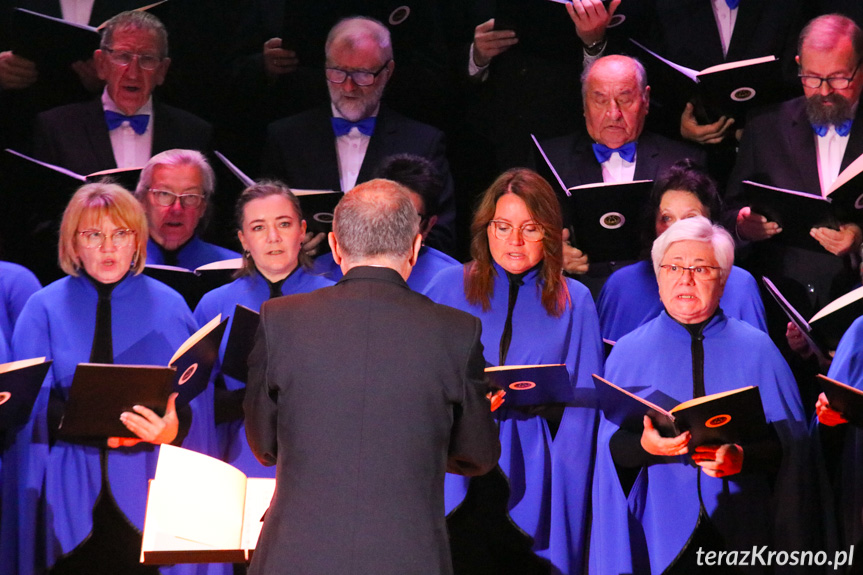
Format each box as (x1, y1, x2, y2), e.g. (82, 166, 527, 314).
(660, 264, 721, 280)
(799, 61, 861, 90)
(103, 48, 163, 71)
(149, 189, 204, 209)
(77, 229, 136, 249)
(325, 60, 391, 86)
(488, 220, 545, 242)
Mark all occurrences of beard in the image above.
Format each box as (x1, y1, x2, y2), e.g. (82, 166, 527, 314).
(329, 81, 386, 122)
(805, 93, 854, 126)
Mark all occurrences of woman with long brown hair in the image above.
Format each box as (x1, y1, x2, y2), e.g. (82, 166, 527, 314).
(424, 168, 603, 574)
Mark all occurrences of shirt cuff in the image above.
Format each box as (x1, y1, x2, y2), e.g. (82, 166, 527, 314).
(468, 43, 490, 80)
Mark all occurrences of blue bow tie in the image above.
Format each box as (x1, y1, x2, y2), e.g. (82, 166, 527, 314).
(812, 119, 853, 137)
(331, 116, 376, 137)
(725, 0, 740, 9)
(592, 141, 637, 164)
(104, 110, 150, 135)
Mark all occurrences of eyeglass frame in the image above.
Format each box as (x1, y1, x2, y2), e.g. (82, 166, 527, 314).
(325, 60, 392, 87)
(487, 220, 545, 242)
(798, 60, 862, 90)
(102, 47, 164, 71)
(149, 189, 205, 209)
(77, 228, 136, 249)
(659, 263, 721, 280)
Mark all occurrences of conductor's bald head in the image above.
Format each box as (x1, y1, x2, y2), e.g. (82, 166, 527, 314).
(329, 179, 423, 277)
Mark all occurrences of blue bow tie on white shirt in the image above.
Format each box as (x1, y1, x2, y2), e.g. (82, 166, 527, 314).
(104, 110, 149, 135)
(592, 141, 637, 164)
(812, 119, 853, 137)
(331, 116, 376, 137)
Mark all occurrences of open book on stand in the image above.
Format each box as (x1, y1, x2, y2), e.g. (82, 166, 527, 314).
(59, 315, 228, 438)
(141, 444, 276, 564)
(593, 374, 768, 447)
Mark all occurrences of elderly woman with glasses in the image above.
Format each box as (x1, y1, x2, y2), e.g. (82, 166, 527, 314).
(135, 149, 239, 269)
(194, 181, 333, 476)
(590, 216, 824, 575)
(0, 183, 223, 575)
(424, 168, 603, 574)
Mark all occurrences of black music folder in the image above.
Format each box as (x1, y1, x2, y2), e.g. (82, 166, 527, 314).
(220, 305, 260, 384)
(144, 259, 242, 309)
(485, 364, 573, 407)
(817, 374, 863, 428)
(9, 8, 100, 68)
(0, 358, 52, 431)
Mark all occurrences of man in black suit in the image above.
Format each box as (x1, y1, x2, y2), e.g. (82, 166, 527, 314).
(260, 16, 457, 255)
(31, 10, 212, 176)
(244, 178, 500, 575)
(726, 14, 863, 332)
(539, 54, 704, 292)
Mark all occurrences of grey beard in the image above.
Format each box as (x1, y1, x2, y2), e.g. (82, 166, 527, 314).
(805, 93, 854, 126)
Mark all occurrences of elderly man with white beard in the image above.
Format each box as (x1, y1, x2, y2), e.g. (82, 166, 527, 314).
(260, 16, 457, 256)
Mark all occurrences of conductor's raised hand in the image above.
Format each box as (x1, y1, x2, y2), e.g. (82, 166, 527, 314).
(109, 392, 179, 448)
(641, 415, 690, 456)
(736, 207, 781, 241)
(566, 0, 621, 47)
(263, 37, 299, 79)
(472, 19, 518, 68)
(692, 443, 743, 477)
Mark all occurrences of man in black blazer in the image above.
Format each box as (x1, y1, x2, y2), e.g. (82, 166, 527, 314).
(30, 10, 212, 176)
(539, 54, 704, 293)
(244, 178, 500, 575)
(260, 16, 457, 255)
(726, 14, 863, 326)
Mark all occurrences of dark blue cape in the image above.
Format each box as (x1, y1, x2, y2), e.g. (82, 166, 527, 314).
(424, 262, 603, 570)
(597, 260, 766, 342)
(591, 311, 825, 574)
(0, 261, 41, 349)
(825, 316, 863, 550)
(0, 274, 225, 575)
(313, 245, 459, 293)
(194, 268, 333, 476)
(146, 236, 240, 269)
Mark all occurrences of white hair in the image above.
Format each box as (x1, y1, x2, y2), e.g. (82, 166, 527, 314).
(651, 216, 734, 281)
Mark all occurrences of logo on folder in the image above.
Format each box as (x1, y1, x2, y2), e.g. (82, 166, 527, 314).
(730, 87, 756, 102)
(509, 380, 536, 391)
(600, 212, 625, 230)
(705, 414, 731, 428)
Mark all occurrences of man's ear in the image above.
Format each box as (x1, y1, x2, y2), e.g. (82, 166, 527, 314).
(328, 232, 341, 265)
(409, 234, 422, 267)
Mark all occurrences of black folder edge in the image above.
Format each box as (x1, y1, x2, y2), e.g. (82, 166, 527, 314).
(761, 276, 830, 363)
(816, 374, 863, 428)
(221, 305, 260, 383)
(170, 318, 229, 408)
(0, 359, 53, 431)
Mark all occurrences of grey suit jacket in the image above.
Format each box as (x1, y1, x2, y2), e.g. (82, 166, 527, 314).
(260, 105, 457, 253)
(244, 265, 499, 575)
(32, 98, 213, 175)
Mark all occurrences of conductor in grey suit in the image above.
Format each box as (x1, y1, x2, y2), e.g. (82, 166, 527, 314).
(244, 178, 500, 575)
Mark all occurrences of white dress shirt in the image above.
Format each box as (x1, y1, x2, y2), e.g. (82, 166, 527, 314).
(60, 0, 95, 25)
(815, 126, 851, 196)
(710, 0, 738, 58)
(102, 89, 154, 169)
(332, 103, 377, 192)
(600, 151, 637, 183)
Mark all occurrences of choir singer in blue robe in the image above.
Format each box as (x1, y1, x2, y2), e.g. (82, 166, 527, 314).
(194, 182, 333, 476)
(590, 216, 825, 574)
(424, 168, 603, 573)
(0, 183, 224, 575)
(597, 160, 766, 343)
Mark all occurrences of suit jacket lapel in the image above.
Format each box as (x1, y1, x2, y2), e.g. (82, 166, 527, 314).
(841, 105, 863, 171)
(562, 132, 602, 187)
(633, 133, 659, 180)
(87, 99, 118, 170)
(314, 107, 343, 191)
(356, 108, 391, 184)
(786, 99, 821, 194)
(726, 0, 764, 62)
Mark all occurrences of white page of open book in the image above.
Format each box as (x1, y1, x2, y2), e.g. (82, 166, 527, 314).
(150, 444, 249, 548)
(241, 478, 277, 550)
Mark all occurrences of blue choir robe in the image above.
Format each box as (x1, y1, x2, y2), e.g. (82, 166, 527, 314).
(0, 262, 41, 349)
(0, 273, 225, 575)
(194, 268, 333, 476)
(313, 245, 459, 293)
(590, 311, 826, 575)
(597, 260, 767, 342)
(824, 316, 863, 550)
(424, 262, 603, 569)
(146, 236, 240, 269)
